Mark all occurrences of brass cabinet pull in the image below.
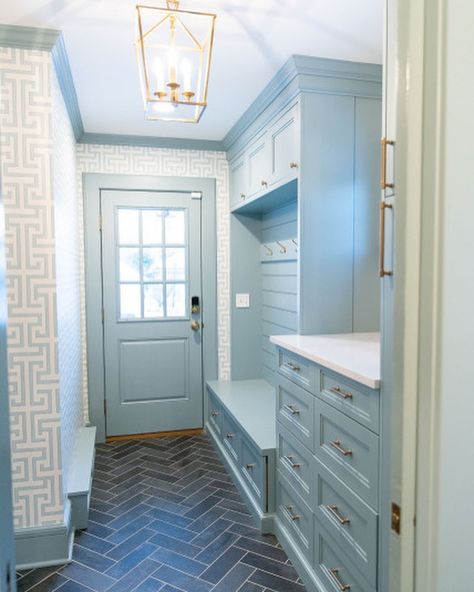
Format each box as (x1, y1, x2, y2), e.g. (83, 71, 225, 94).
(379, 201, 393, 277)
(261, 180, 268, 187)
(245, 463, 255, 470)
(210, 410, 219, 417)
(380, 137, 394, 189)
(326, 505, 351, 525)
(226, 433, 234, 439)
(330, 440, 353, 457)
(284, 455, 301, 470)
(283, 404, 300, 416)
(285, 505, 301, 521)
(283, 361, 301, 372)
(329, 386, 353, 400)
(328, 568, 351, 591)
(289, 162, 298, 169)
(240, 193, 246, 200)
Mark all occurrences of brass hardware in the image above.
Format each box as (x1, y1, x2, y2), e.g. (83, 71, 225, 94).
(291, 238, 298, 252)
(246, 463, 255, 470)
(191, 320, 201, 331)
(283, 361, 300, 372)
(326, 505, 351, 525)
(276, 241, 287, 254)
(210, 410, 219, 417)
(328, 568, 351, 591)
(289, 162, 298, 169)
(191, 305, 200, 314)
(380, 137, 395, 189)
(226, 433, 234, 439)
(285, 455, 301, 469)
(379, 201, 393, 278)
(330, 440, 353, 457)
(263, 244, 273, 256)
(283, 404, 300, 415)
(391, 502, 401, 535)
(261, 180, 268, 187)
(240, 193, 246, 200)
(329, 386, 353, 400)
(285, 505, 301, 521)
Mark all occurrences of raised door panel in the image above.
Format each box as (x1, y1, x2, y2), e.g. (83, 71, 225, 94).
(230, 151, 247, 208)
(269, 104, 299, 188)
(247, 132, 270, 199)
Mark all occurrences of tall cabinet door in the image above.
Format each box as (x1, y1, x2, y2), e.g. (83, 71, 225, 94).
(230, 151, 248, 209)
(247, 132, 270, 199)
(268, 104, 299, 189)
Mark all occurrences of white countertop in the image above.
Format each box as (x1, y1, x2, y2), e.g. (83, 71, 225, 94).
(270, 332, 381, 389)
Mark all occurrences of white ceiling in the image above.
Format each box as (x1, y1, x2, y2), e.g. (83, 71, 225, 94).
(0, 0, 384, 141)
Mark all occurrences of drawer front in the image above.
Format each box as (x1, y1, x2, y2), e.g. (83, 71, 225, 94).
(241, 437, 264, 507)
(315, 458, 378, 585)
(315, 399, 379, 509)
(277, 423, 315, 506)
(276, 471, 313, 562)
(276, 375, 315, 451)
(314, 521, 376, 592)
(222, 411, 241, 465)
(278, 348, 317, 393)
(318, 369, 380, 434)
(207, 390, 222, 437)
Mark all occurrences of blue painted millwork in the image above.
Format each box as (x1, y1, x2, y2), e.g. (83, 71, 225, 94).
(79, 132, 225, 152)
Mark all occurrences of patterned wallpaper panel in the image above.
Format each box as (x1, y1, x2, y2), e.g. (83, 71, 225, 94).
(52, 70, 83, 500)
(76, 144, 231, 422)
(0, 48, 63, 528)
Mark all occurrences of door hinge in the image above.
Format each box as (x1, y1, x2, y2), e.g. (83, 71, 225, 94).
(391, 502, 401, 535)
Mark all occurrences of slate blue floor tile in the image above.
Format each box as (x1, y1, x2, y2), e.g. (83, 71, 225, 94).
(84, 520, 116, 540)
(21, 572, 68, 592)
(154, 565, 212, 592)
(183, 495, 222, 519)
(56, 580, 95, 592)
(106, 528, 154, 560)
(200, 545, 246, 584)
(74, 532, 115, 555)
(195, 530, 239, 564)
(241, 552, 299, 582)
(105, 558, 160, 592)
(234, 537, 289, 563)
(187, 506, 227, 533)
(106, 503, 151, 530)
(148, 518, 196, 542)
(58, 562, 115, 592)
(150, 548, 207, 576)
(189, 518, 233, 548)
(145, 507, 193, 529)
(106, 515, 151, 545)
(209, 562, 255, 592)
(72, 545, 116, 573)
(249, 569, 306, 592)
(148, 532, 201, 558)
(132, 577, 164, 592)
(105, 542, 157, 578)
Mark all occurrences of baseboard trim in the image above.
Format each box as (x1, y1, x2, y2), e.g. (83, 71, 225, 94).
(15, 502, 74, 570)
(106, 428, 203, 442)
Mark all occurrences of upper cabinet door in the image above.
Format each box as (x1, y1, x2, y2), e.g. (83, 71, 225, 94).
(229, 150, 248, 208)
(269, 104, 299, 189)
(247, 132, 270, 199)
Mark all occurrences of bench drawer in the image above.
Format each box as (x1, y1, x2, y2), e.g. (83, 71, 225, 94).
(222, 411, 242, 465)
(241, 437, 264, 507)
(315, 459, 378, 585)
(318, 369, 380, 434)
(276, 375, 315, 452)
(315, 399, 379, 510)
(314, 521, 376, 592)
(276, 471, 313, 562)
(278, 348, 317, 393)
(277, 424, 315, 506)
(207, 389, 222, 437)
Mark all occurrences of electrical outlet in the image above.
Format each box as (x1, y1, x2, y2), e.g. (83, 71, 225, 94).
(235, 293, 250, 308)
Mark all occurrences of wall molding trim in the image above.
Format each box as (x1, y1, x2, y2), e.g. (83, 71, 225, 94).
(79, 132, 225, 152)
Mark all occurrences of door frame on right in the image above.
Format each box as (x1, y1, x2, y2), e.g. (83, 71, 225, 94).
(83, 174, 218, 443)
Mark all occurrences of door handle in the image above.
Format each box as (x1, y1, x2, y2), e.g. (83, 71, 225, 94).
(380, 137, 395, 189)
(379, 201, 393, 277)
(191, 320, 201, 331)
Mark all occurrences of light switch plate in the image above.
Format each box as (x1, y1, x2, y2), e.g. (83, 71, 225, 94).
(235, 293, 250, 308)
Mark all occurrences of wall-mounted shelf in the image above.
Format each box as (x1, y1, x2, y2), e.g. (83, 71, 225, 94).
(260, 238, 298, 263)
(231, 178, 298, 215)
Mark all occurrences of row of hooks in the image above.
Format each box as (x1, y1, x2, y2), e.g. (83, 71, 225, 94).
(262, 238, 298, 257)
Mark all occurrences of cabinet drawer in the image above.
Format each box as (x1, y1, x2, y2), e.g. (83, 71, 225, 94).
(318, 369, 380, 434)
(276, 471, 313, 562)
(222, 411, 241, 465)
(241, 437, 264, 507)
(276, 375, 315, 452)
(278, 348, 316, 393)
(207, 390, 222, 437)
(314, 521, 376, 592)
(315, 399, 379, 509)
(315, 458, 378, 586)
(277, 424, 315, 506)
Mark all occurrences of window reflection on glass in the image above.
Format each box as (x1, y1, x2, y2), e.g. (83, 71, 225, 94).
(118, 209, 139, 244)
(143, 248, 163, 281)
(165, 248, 186, 281)
(165, 210, 185, 244)
(120, 284, 141, 318)
(142, 210, 163, 244)
(166, 283, 186, 317)
(119, 248, 140, 282)
(144, 284, 164, 318)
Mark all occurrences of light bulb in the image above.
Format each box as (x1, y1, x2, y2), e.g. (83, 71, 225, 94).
(181, 57, 192, 93)
(168, 48, 178, 85)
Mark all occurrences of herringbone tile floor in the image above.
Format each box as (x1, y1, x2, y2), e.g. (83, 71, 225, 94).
(17, 434, 307, 592)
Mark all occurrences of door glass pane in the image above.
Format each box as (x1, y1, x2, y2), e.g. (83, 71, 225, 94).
(120, 284, 141, 319)
(119, 248, 140, 282)
(165, 248, 185, 281)
(166, 283, 186, 317)
(143, 248, 163, 281)
(118, 209, 139, 244)
(144, 284, 164, 318)
(165, 210, 185, 244)
(142, 210, 163, 244)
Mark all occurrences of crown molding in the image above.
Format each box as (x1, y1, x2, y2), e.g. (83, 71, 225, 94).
(0, 24, 60, 51)
(79, 132, 225, 152)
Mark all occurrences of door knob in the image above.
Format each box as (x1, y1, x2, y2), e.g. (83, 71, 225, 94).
(191, 320, 201, 331)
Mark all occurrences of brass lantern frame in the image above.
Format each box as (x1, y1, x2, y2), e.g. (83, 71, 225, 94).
(135, 2, 216, 123)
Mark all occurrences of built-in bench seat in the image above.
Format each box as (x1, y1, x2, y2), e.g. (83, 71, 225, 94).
(205, 379, 276, 532)
(68, 426, 96, 530)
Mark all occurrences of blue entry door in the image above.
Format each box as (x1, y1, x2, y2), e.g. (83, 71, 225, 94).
(101, 190, 203, 436)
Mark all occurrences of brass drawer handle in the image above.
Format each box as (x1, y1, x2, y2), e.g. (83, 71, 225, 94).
(245, 463, 255, 470)
(330, 440, 353, 457)
(285, 505, 301, 521)
(210, 410, 219, 417)
(284, 455, 301, 470)
(226, 433, 234, 439)
(380, 137, 395, 190)
(283, 361, 301, 372)
(326, 505, 351, 525)
(328, 568, 351, 591)
(289, 162, 298, 169)
(240, 193, 246, 200)
(261, 180, 268, 187)
(283, 404, 300, 415)
(379, 201, 393, 277)
(329, 386, 353, 400)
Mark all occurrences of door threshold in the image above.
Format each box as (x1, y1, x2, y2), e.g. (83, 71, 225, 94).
(106, 428, 204, 443)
